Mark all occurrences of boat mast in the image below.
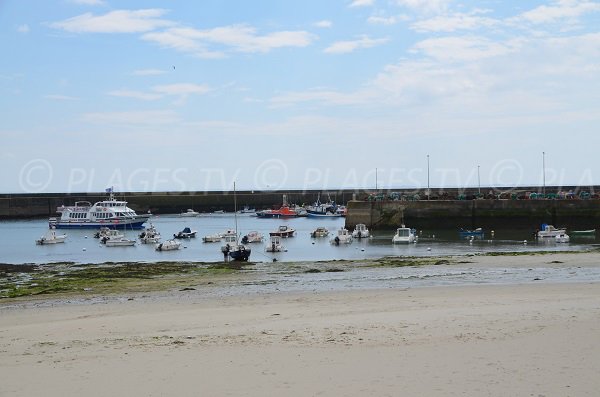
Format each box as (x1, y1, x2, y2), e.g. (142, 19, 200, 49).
(233, 182, 238, 240)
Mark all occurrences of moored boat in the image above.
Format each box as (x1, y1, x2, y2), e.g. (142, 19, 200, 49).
(202, 234, 222, 243)
(555, 233, 570, 243)
(570, 229, 596, 236)
(219, 182, 251, 262)
(352, 224, 370, 239)
(392, 227, 416, 244)
(174, 227, 197, 239)
(139, 223, 161, 244)
(265, 235, 286, 252)
(155, 239, 181, 251)
(104, 237, 136, 247)
(241, 231, 264, 244)
(459, 228, 484, 239)
(180, 209, 199, 217)
(310, 227, 329, 238)
(269, 225, 296, 238)
(36, 228, 67, 245)
(99, 229, 125, 244)
(537, 224, 566, 238)
(49, 187, 150, 229)
(330, 228, 353, 245)
(256, 205, 299, 218)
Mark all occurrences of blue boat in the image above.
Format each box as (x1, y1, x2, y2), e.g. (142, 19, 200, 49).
(459, 228, 484, 239)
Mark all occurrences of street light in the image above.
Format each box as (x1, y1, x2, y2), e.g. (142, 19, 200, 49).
(542, 151, 546, 196)
(427, 154, 430, 200)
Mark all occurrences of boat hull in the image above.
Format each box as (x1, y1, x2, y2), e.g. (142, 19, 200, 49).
(306, 213, 342, 219)
(50, 218, 149, 230)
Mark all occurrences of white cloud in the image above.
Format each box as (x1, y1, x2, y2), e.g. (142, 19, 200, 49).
(142, 25, 315, 56)
(517, 0, 600, 25)
(367, 15, 408, 25)
(152, 83, 210, 96)
(411, 36, 520, 62)
(270, 88, 373, 107)
(44, 94, 79, 100)
(108, 90, 162, 101)
(411, 11, 498, 32)
(324, 35, 389, 54)
(349, 0, 375, 8)
(132, 69, 167, 76)
(314, 20, 333, 28)
(17, 24, 30, 33)
(82, 110, 179, 125)
(50, 9, 174, 33)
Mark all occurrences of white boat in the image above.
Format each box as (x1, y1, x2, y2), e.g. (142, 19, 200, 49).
(241, 231, 264, 244)
(270, 225, 296, 238)
(49, 187, 150, 229)
(104, 237, 136, 247)
(537, 224, 567, 238)
(555, 233, 570, 243)
(36, 228, 67, 245)
(139, 223, 161, 244)
(180, 209, 199, 217)
(202, 234, 222, 243)
(310, 227, 329, 238)
(220, 229, 237, 238)
(99, 229, 125, 244)
(238, 205, 256, 214)
(155, 239, 181, 251)
(330, 228, 353, 245)
(392, 227, 416, 243)
(265, 235, 286, 252)
(213, 210, 225, 214)
(352, 224, 370, 239)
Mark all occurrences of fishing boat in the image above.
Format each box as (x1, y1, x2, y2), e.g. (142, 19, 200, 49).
(306, 196, 342, 218)
(220, 182, 251, 262)
(238, 205, 256, 214)
(352, 224, 370, 239)
(459, 228, 484, 239)
(269, 225, 296, 238)
(310, 227, 329, 238)
(104, 237, 136, 247)
(173, 227, 197, 239)
(392, 227, 416, 243)
(139, 223, 161, 244)
(202, 234, 222, 243)
(180, 209, 199, 217)
(241, 231, 264, 244)
(48, 187, 150, 229)
(36, 228, 67, 245)
(265, 235, 286, 252)
(330, 228, 353, 245)
(537, 224, 566, 238)
(155, 239, 181, 251)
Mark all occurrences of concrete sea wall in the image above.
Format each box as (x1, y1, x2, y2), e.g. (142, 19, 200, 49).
(345, 199, 600, 231)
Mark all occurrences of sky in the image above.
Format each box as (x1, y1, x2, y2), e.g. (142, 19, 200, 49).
(1, 0, 599, 193)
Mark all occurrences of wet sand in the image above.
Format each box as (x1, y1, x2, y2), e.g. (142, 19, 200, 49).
(1, 253, 600, 396)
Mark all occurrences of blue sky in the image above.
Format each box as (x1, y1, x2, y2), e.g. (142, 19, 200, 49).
(1, 0, 599, 193)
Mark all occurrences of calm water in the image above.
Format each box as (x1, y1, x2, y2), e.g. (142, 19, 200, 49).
(1, 214, 597, 264)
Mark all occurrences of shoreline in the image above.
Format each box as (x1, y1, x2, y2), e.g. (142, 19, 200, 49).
(1, 280, 599, 396)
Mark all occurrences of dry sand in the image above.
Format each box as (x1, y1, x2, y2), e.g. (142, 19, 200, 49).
(1, 253, 600, 396)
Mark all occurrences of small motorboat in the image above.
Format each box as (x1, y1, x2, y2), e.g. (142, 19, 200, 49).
(265, 235, 286, 252)
(221, 236, 251, 261)
(352, 224, 370, 239)
(155, 239, 181, 251)
(36, 228, 67, 245)
(100, 229, 126, 244)
(220, 229, 237, 238)
(180, 209, 199, 217)
(269, 225, 296, 238)
(330, 228, 353, 245)
(174, 227, 197, 239)
(139, 223, 161, 244)
(104, 237, 136, 247)
(392, 227, 416, 244)
(238, 205, 256, 214)
(459, 228, 484, 239)
(310, 227, 329, 238)
(241, 231, 264, 244)
(202, 234, 222, 243)
(537, 224, 566, 238)
(555, 233, 570, 243)
(213, 210, 225, 214)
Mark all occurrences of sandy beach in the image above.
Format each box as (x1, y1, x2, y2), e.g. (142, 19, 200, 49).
(1, 253, 600, 396)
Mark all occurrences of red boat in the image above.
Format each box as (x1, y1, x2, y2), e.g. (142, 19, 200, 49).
(256, 205, 298, 218)
(269, 225, 296, 238)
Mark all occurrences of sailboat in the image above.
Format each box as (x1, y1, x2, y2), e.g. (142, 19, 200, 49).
(220, 182, 251, 261)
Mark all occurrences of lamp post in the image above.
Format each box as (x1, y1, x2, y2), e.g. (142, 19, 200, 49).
(477, 165, 481, 196)
(542, 151, 546, 196)
(427, 154, 430, 200)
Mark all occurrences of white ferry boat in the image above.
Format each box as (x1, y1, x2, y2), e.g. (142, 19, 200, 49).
(49, 188, 150, 230)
